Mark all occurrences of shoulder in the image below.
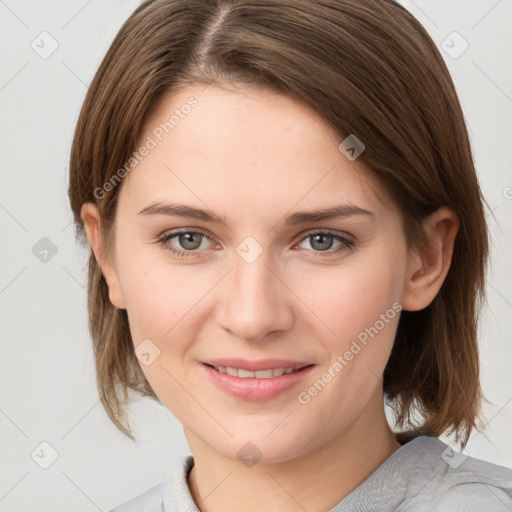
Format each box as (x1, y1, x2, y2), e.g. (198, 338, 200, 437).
(107, 455, 194, 512)
(403, 436, 512, 511)
(108, 481, 163, 512)
(436, 451, 512, 511)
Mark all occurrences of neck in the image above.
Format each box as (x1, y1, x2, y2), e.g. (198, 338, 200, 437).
(185, 389, 402, 512)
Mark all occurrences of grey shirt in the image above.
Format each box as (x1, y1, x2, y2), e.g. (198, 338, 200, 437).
(109, 436, 512, 511)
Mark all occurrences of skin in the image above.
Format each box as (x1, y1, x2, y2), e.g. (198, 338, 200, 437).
(81, 83, 459, 512)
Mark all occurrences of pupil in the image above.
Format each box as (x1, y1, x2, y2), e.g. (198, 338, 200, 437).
(180, 233, 201, 250)
(312, 234, 332, 251)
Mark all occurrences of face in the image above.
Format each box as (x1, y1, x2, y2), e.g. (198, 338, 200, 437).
(93, 84, 414, 463)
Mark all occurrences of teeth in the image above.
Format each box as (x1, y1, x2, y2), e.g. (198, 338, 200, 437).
(213, 365, 299, 378)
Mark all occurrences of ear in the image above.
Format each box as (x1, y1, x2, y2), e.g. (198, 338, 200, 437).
(401, 207, 459, 312)
(80, 202, 126, 309)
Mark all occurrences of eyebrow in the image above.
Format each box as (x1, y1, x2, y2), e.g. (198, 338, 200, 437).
(137, 201, 375, 226)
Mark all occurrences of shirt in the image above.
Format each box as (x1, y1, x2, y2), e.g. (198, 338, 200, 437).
(108, 435, 512, 511)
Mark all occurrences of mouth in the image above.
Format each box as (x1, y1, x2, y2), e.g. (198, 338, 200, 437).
(204, 363, 314, 379)
(201, 362, 316, 401)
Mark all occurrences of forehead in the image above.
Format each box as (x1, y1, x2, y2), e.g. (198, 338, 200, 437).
(119, 84, 387, 220)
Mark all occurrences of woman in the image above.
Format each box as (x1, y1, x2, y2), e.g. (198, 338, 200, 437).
(68, 0, 512, 510)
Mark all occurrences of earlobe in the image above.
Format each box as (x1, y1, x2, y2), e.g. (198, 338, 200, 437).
(401, 207, 459, 312)
(80, 203, 127, 309)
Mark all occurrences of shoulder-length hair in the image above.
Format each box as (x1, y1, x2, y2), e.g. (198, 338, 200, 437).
(68, 0, 489, 447)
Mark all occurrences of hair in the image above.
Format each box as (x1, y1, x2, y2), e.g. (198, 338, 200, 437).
(68, 0, 489, 447)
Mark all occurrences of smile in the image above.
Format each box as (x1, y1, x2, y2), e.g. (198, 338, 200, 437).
(209, 365, 302, 378)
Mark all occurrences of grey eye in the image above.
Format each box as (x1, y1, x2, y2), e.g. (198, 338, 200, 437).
(176, 232, 204, 250)
(308, 233, 335, 251)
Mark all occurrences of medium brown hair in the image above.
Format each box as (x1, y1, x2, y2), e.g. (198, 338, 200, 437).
(68, 0, 489, 446)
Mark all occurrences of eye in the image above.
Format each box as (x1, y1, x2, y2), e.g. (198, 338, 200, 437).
(294, 230, 355, 257)
(157, 229, 214, 259)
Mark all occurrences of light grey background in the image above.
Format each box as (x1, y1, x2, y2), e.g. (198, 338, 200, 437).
(0, 0, 511, 510)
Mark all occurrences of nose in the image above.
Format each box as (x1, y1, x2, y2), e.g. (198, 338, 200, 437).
(216, 248, 294, 342)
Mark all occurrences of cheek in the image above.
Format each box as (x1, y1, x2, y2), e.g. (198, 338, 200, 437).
(292, 250, 405, 399)
(292, 262, 403, 414)
(115, 244, 193, 344)
(117, 255, 210, 406)
(297, 258, 401, 339)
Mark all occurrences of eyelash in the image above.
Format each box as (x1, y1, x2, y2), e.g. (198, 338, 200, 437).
(155, 228, 355, 259)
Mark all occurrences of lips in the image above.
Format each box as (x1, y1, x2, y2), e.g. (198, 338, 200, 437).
(202, 362, 315, 401)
